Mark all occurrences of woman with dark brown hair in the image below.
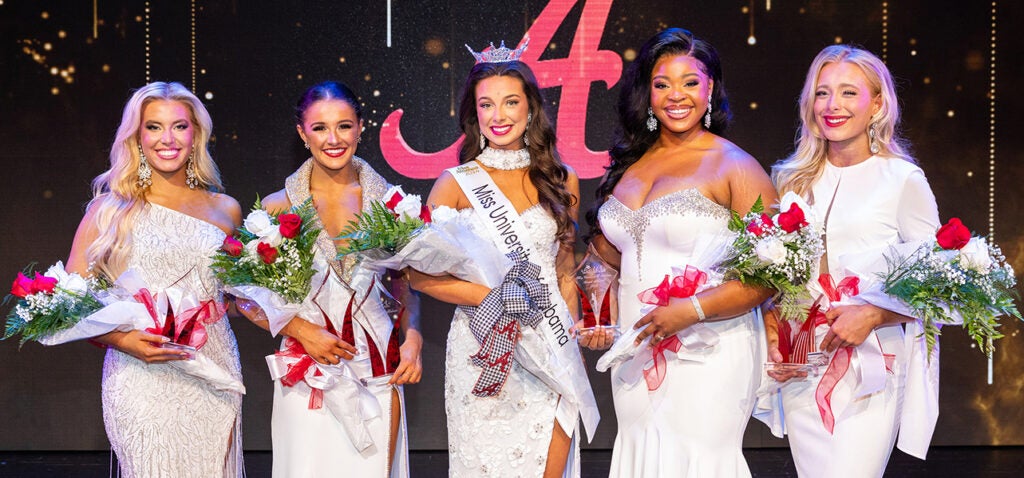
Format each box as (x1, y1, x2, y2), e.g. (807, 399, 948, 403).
(410, 42, 598, 478)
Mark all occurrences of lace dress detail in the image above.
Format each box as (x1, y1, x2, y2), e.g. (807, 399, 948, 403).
(102, 203, 243, 478)
(446, 205, 577, 478)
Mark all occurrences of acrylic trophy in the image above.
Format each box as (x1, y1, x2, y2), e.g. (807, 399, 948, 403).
(572, 243, 619, 339)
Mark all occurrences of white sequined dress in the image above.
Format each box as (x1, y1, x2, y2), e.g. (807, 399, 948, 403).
(445, 204, 580, 478)
(598, 189, 763, 478)
(102, 202, 244, 478)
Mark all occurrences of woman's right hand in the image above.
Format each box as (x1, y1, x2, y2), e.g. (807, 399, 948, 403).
(285, 318, 358, 365)
(575, 327, 616, 350)
(99, 330, 191, 363)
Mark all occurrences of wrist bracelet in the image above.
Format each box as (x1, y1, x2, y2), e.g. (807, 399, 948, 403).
(690, 295, 706, 322)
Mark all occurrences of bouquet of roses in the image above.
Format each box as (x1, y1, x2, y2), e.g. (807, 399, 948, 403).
(211, 198, 320, 333)
(3, 262, 107, 345)
(7, 265, 245, 393)
(337, 185, 431, 260)
(875, 218, 1020, 357)
(212, 198, 319, 303)
(715, 193, 824, 321)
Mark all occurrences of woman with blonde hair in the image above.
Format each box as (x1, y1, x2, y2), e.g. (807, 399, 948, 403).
(66, 81, 245, 477)
(765, 45, 940, 477)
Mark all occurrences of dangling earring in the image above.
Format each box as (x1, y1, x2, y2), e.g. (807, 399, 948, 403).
(480, 131, 486, 150)
(185, 149, 198, 190)
(646, 107, 658, 132)
(523, 112, 532, 147)
(704, 90, 713, 129)
(137, 145, 152, 189)
(303, 143, 310, 150)
(868, 122, 880, 154)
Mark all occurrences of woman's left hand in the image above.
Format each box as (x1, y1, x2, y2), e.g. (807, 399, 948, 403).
(390, 328, 423, 385)
(819, 304, 884, 352)
(633, 301, 696, 346)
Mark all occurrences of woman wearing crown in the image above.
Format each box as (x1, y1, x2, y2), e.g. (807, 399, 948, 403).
(409, 40, 599, 478)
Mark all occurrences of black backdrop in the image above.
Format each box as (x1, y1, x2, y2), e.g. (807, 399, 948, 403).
(1, 0, 1021, 451)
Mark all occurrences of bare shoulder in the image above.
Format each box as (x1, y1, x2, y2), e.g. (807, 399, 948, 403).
(260, 189, 292, 214)
(711, 137, 759, 169)
(427, 170, 469, 209)
(209, 192, 243, 226)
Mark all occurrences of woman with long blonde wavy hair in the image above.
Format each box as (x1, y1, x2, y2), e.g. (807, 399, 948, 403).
(66, 81, 246, 477)
(762, 45, 940, 477)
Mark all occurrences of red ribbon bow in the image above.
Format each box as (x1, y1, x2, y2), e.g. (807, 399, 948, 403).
(636, 265, 706, 391)
(136, 288, 224, 350)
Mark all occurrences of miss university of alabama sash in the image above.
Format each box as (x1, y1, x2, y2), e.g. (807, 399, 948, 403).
(448, 161, 599, 440)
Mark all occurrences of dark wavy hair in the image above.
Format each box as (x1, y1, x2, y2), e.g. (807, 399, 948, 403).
(586, 28, 731, 236)
(295, 81, 363, 125)
(457, 61, 576, 247)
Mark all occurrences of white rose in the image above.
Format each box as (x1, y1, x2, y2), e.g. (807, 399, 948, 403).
(429, 205, 458, 224)
(958, 237, 992, 274)
(243, 210, 283, 246)
(44, 261, 70, 283)
(43, 261, 88, 294)
(394, 193, 423, 220)
(755, 237, 788, 266)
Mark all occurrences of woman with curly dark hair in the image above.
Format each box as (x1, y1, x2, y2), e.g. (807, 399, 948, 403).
(410, 42, 598, 478)
(584, 28, 776, 477)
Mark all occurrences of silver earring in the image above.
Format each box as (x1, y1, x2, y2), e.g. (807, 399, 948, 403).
(523, 112, 532, 147)
(868, 123, 880, 154)
(704, 90, 713, 129)
(480, 131, 486, 150)
(646, 107, 658, 132)
(303, 143, 310, 150)
(185, 150, 198, 190)
(137, 145, 152, 189)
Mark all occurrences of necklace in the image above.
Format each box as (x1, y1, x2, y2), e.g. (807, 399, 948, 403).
(476, 147, 530, 170)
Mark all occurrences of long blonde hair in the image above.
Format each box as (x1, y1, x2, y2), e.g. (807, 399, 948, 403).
(87, 82, 223, 280)
(772, 45, 914, 197)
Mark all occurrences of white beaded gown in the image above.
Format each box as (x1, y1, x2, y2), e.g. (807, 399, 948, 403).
(771, 156, 939, 477)
(445, 204, 580, 478)
(598, 188, 764, 478)
(270, 157, 409, 478)
(102, 202, 244, 478)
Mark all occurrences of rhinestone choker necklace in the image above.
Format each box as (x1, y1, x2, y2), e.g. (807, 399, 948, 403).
(476, 147, 531, 170)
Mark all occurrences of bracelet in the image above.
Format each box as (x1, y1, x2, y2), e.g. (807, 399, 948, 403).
(690, 295, 706, 322)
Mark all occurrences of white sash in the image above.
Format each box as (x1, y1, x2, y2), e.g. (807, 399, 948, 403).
(448, 162, 600, 441)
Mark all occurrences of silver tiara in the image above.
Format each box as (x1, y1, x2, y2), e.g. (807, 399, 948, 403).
(465, 38, 530, 64)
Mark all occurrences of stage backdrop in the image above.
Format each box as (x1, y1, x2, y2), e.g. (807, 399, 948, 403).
(1, 0, 1021, 451)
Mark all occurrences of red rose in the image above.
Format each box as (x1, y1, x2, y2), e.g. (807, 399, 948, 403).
(256, 242, 279, 264)
(31, 273, 58, 294)
(222, 236, 243, 257)
(11, 272, 34, 298)
(278, 213, 302, 239)
(777, 203, 809, 233)
(746, 213, 775, 236)
(384, 191, 404, 211)
(936, 217, 971, 250)
(419, 205, 432, 223)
